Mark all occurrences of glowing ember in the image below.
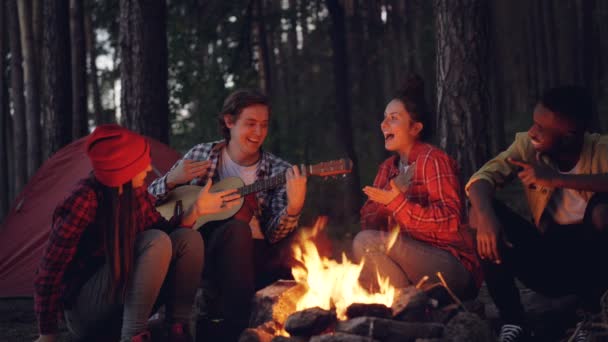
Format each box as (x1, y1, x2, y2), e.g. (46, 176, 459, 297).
(291, 217, 399, 320)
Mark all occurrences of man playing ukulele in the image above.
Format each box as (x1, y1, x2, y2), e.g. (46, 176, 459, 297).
(148, 89, 307, 341)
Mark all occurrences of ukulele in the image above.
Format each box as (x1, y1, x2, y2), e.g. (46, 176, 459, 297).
(155, 158, 353, 230)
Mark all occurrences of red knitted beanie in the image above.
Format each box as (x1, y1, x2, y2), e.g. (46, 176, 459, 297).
(85, 124, 151, 187)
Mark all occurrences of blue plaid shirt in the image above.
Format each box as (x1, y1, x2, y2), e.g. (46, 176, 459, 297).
(148, 140, 299, 243)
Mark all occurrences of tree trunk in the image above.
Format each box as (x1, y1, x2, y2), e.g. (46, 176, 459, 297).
(85, 9, 104, 125)
(33, 0, 43, 63)
(252, 0, 272, 96)
(434, 0, 493, 181)
(326, 0, 362, 218)
(17, 0, 41, 179)
(33, 0, 44, 127)
(70, 0, 87, 138)
(119, 0, 169, 144)
(1, 1, 9, 219)
(43, 0, 72, 157)
(7, 0, 27, 194)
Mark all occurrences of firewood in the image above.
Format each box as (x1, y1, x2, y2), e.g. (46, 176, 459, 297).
(309, 332, 379, 342)
(336, 317, 444, 342)
(239, 328, 275, 342)
(346, 303, 392, 319)
(250, 280, 308, 328)
(271, 336, 308, 342)
(284, 307, 337, 337)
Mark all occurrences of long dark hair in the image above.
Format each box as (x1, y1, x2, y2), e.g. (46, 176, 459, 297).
(97, 180, 138, 300)
(392, 74, 432, 141)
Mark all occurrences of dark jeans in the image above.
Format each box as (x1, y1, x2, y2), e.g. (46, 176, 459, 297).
(200, 219, 295, 341)
(484, 194, 608, 326)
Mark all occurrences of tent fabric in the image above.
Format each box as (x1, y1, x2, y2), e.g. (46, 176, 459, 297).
(0, 136, 181, 297)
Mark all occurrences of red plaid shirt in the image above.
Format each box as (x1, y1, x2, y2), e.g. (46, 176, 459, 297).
(34, 176, 175, 335)
(360, 142, 482, 287)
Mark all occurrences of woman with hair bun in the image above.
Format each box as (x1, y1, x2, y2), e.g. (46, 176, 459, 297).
(353, 75, 482, 300)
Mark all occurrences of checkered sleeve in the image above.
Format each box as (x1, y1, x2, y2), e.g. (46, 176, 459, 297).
(34, 183, 97, 335)
(137, 188, 177, 233)
(386, 150, 461, 232)
(148, 142, 214, 200)
(261, 157, 299, 244)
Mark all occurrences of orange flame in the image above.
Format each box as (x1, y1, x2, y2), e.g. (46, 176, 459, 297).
(291, 217, 397, 320)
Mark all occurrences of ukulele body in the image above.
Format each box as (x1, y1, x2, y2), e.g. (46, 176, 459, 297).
(155, 177, 246, 230)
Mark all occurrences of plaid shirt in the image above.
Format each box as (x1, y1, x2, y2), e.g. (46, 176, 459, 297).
(360, 142, 482, 287)
(34, 176, 174, 335)
(148, 140, 299, 243)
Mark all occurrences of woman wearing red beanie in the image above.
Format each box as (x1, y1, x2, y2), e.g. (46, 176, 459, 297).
(33, 124, 239, 342)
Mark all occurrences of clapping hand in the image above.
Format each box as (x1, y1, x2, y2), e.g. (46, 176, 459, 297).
(363, 179, 401, 205)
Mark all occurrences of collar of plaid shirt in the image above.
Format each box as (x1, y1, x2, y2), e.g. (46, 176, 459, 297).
(205, 140, 274, 190)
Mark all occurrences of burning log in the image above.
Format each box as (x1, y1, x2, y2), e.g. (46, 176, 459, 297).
(249, 280, 308, 328)
(270, 336, 308, 342)
(309, 332, 379, 342)
(391, 287, 432, 322)
(284, 307, 337, 336)
(346, 303, 392, 319)
(335, 316, 444, 342)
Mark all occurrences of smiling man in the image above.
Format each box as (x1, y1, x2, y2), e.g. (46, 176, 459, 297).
(467, 86, 608, 342)
(148, 89, 307, 341)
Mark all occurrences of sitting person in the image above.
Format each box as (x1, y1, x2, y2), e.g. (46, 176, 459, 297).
(467, 85, 608, 341)
(34, 124, 238, 342)
(353, 75, 481, 301)
(148, 89, 307, 341)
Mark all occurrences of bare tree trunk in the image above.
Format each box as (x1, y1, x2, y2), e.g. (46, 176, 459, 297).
(70, 0, 87, 138)
(119, 0, 169, 144)
(1, 1, 9, 219)
(33, 0, 44, 127)
(252, 0, 272, 96)
(43, 0, 72, 157)
(85, 9, 104, 125)
(17, 0, 41, 179)
(7, 0, 27, 194)
(435, 0, 493, 181)
(326, 0, 362, 218)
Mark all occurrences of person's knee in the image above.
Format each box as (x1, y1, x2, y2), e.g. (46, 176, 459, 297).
(137, 229, 172, 262)
(352, 230, 383, 261)
(591, 204, 608, 232)
(171, 228, 205, 254)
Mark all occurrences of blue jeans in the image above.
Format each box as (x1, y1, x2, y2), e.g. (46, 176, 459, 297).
(64, 228, 204, 341)
(353, 230, 476, 300)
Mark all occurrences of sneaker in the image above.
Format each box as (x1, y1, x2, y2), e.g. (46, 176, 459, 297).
(169, 322, 193, 342)
(571, 322, 590, 342)
(498, 324, 525, 342)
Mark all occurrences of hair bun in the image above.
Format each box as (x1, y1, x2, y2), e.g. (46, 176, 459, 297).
(400, 74, 425, 99)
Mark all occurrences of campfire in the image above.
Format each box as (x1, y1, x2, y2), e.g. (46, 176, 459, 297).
(291, 216, 398, 320)
(242, 217, 494, 342)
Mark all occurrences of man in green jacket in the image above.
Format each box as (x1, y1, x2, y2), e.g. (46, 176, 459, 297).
(467, 86, 608, 341)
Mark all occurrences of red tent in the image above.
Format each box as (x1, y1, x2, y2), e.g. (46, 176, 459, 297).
(0, 136, 181, 297)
